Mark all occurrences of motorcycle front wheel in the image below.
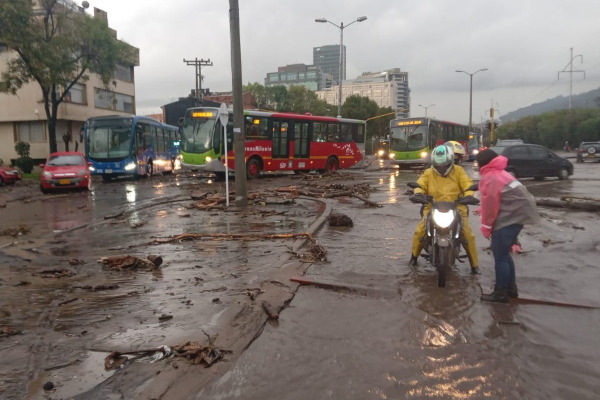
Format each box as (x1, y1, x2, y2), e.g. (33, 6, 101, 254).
(434, 245, 453, 288)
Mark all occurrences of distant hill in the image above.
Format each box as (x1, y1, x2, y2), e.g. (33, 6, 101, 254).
(501, 87, 600, 122)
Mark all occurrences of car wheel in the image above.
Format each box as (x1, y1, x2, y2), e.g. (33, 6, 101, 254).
(558, 167, 569, 180)
(147, 161, 154, 177)
(588, 147, 596, 155)
(0, 176, 4, 186)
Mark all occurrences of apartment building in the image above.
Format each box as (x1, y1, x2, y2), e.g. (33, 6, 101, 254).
(315, 68, 410, 117)
(0, 4, 139, 163)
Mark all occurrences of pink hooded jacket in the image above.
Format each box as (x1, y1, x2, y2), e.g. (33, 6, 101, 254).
(478, 155, 539, 237)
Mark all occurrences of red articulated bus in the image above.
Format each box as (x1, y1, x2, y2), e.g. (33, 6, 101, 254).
(179, 107, 366, 179)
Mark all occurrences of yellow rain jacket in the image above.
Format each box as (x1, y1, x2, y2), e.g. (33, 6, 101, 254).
(411, 164, 478, 269)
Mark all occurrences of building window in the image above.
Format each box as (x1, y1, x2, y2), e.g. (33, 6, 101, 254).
(306, 71, 316, 79)
(114, 64, 133, 82)
(62, 83, 85, 104)
(268, 73, 279, 82)
(95, 88, 134, 113)
(286, 73, 297, 81)
(16, 121, 45, 142)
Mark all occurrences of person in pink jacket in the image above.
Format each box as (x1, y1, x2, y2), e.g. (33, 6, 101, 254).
(476, 149, 539, 303)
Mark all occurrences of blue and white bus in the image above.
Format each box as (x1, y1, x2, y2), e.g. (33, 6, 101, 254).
(84, 115, 180, 181)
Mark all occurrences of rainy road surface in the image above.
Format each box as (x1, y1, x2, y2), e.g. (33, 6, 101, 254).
(1, 157, 599, 400)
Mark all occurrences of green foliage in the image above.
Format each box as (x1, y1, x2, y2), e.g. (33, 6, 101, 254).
(14, 156, 34, 173)
(14, 141, 30, 158)
(342, 95, 379, 120)
(0, 0, 135, 153)
(495, 109, 600, 149)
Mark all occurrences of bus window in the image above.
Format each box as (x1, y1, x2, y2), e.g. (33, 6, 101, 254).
(340, 123, 353, 143)
(327, 123, 340, 142)
(313, 123, 327, 142)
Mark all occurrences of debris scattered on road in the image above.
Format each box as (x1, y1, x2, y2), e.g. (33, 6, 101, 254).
(328, 212, 353, 227)
(98, 255, 163, 270)
(32, 268, 76, 278)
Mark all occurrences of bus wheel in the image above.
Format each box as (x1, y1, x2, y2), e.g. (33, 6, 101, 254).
(147, 161, 153, 177)
(325, 157, 338, 173)
(246, 158, 261, 179)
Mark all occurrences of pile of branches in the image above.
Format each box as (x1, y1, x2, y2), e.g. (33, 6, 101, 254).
(275, 183, 380, 207)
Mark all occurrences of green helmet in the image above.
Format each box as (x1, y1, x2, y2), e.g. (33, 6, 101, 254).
(431, 145, 454, 176)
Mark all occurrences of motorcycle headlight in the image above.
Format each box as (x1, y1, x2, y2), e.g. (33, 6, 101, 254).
(432, 209, 455, 229)
(378, 150, 385, 156)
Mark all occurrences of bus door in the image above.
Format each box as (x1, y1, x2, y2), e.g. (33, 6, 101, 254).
(293, 121, 310, 160)
(272, 120, 289, 160)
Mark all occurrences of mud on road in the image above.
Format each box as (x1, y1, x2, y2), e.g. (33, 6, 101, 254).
(2, 159, 600, 400)
(0, 171, 344, 400)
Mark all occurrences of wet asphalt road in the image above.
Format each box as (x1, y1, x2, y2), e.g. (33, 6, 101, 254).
(1, 156, 600, 400)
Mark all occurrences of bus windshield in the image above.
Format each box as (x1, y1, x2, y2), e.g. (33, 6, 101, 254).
(87, 117, 133, 159)
(390, 125, 428, 151)
(181, 116, 216, 153)
(468, 134, 479, 150)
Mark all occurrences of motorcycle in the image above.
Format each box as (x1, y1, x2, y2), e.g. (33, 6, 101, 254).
(408, 182, 479, 287)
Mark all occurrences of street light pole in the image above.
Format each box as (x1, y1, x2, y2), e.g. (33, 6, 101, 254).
(315, 16, 367, 118)
(455, 68, 487, 133)
(418, 104, 435, 118)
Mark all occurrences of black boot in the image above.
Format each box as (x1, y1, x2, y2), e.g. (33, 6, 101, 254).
(408, 255, 418, 266)
(508, 281, 518, 298)
(481, 285, 509, 303)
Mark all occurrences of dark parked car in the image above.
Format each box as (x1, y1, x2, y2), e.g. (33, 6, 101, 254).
(495, 139, 524, 147)
(487, 144, 573, 180)
(576, 141, 600, 163)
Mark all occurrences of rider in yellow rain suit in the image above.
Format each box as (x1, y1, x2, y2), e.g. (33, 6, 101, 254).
(409, 144, 480, 274)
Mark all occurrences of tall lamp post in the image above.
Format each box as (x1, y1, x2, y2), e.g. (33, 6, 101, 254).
(418, 104, 435, 118)
(315, 16, 367, 118)
(455, 68, 487, 133)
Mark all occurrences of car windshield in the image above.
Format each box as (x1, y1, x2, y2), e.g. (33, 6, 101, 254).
(488, 146, 506, 155)
(47, 155, 85, 166)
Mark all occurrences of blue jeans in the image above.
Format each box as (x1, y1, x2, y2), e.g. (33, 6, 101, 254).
(491, 224, 523, 289)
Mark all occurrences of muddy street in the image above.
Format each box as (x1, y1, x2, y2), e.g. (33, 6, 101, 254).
(1, 158, 600, 400)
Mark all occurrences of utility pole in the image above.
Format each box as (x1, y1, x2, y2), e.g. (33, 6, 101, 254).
(183, 58, 213, 101)
(558, 47, 585, 110)
(229, 0, 247, 207)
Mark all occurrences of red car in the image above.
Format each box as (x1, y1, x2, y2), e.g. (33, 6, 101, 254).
(0, 164, 22, 185)
(40, 152, 92, 193)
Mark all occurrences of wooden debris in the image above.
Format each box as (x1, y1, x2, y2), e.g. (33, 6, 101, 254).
(275, 183, 381, 207)
(299, 243, 327, 262)
(146, 254, 163, 267)
(32, 269, 76, 278)
(537, 198, 600, 211)
(172, 331, 232, 367)
(145, 232, 315, 246)
(328, 212, 353, 227)
(98, 255, 160, 270)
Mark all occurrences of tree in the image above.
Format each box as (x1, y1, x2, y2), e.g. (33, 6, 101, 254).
(342, 95, 379, 120)
(0, 0, 135, 153)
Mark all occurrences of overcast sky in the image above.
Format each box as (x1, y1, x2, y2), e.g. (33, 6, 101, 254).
(92, 0, 600, 124)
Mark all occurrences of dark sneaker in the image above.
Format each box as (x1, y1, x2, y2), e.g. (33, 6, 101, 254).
(471, 266, 480, 275)
(408, 255, 418, 266)
(508, 281, 519, 298)
(481, 285, 509, 303)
